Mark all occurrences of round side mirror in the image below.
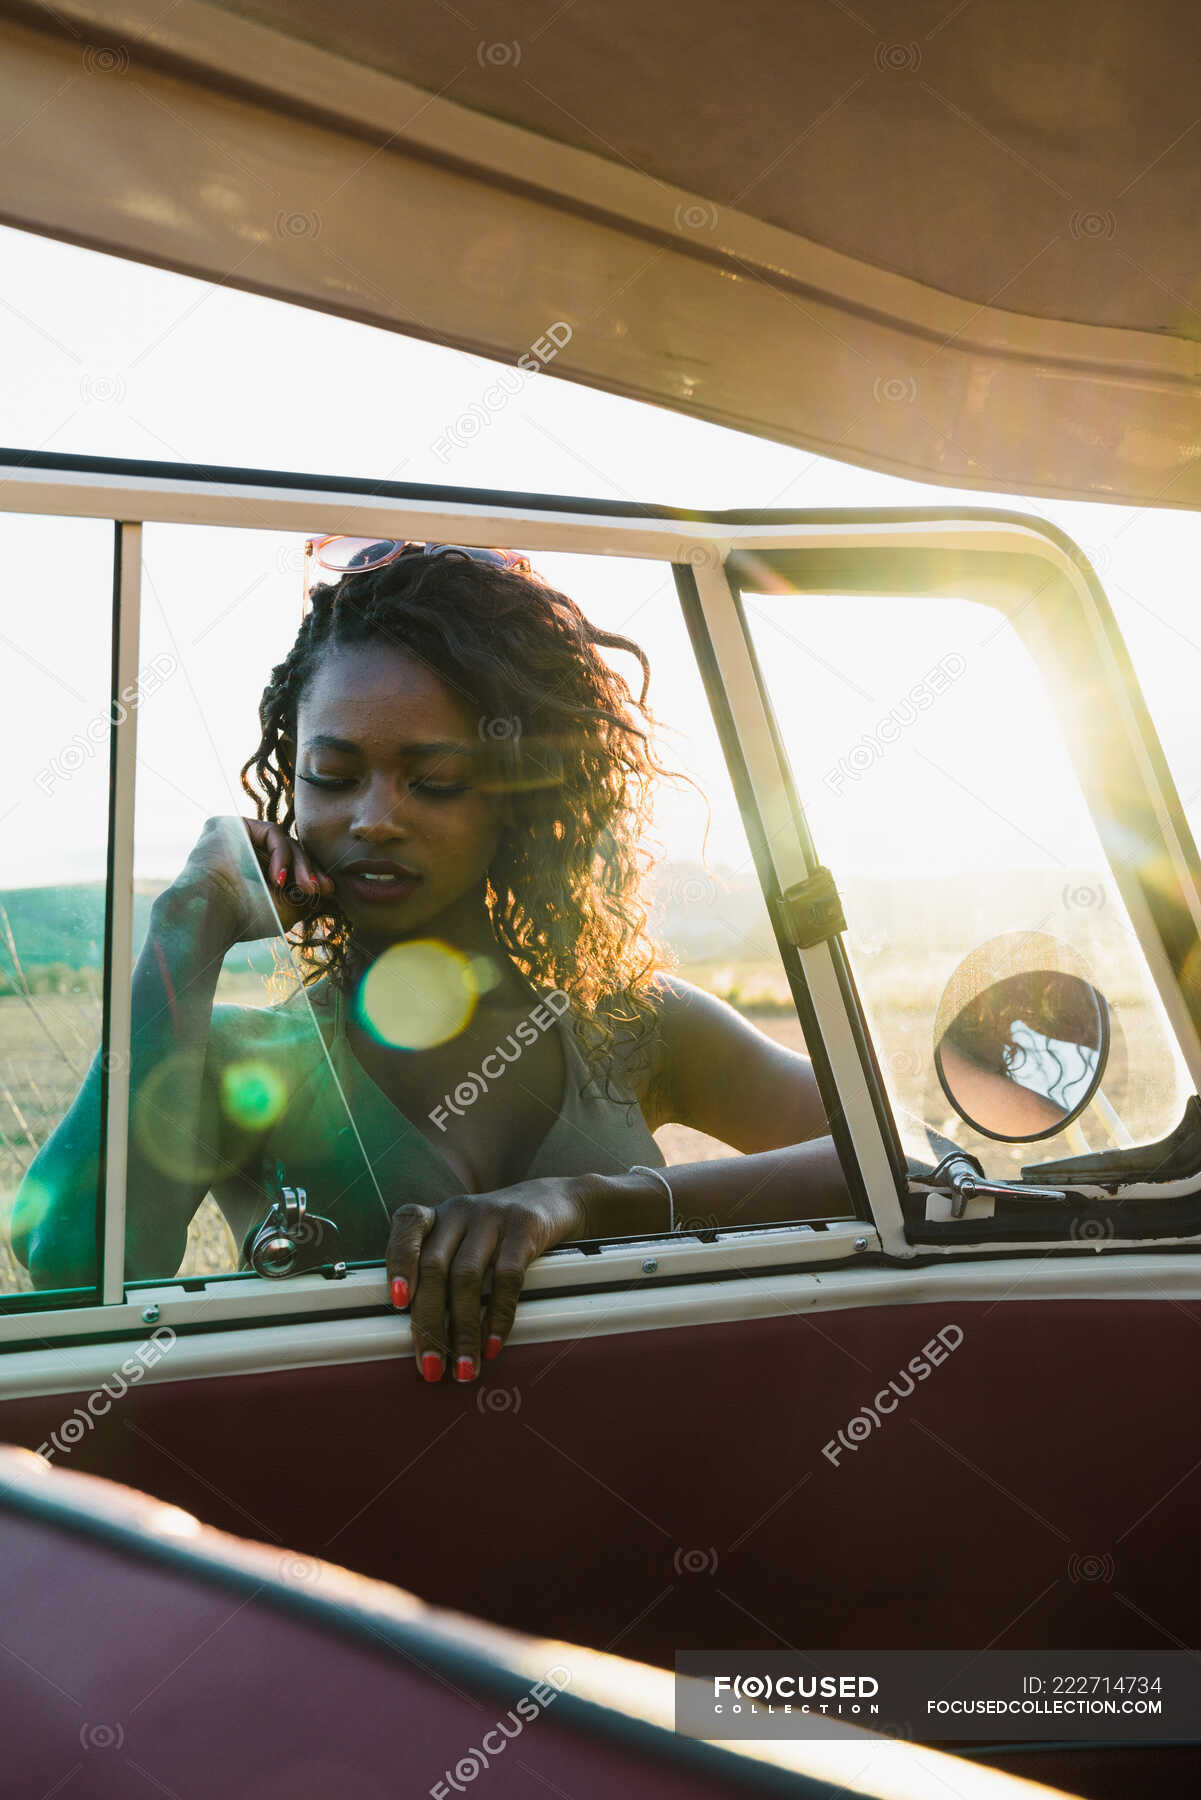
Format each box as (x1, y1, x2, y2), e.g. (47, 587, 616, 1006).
(933, 933, 1110, 1142)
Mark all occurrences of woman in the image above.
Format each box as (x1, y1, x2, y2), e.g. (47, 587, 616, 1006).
(15, 542, 849, 1377)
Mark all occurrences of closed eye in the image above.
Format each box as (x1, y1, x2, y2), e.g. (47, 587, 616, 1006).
(411, 779, 471, 797)
(297, 773, 472, 796)
(298, 772, 354, 790)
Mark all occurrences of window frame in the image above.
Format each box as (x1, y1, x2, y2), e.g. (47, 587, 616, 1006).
(718, 519, 1201, 1255)
(2, 450, 1200, 1348)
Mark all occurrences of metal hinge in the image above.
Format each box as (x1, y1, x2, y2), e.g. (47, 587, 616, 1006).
(776, 866, 847, 949)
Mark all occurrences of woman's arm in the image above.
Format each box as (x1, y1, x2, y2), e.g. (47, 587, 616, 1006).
(580, 1136, 850, 1233)
(12, 816, 332, 1288)
(936, 1038, 1066, 1138)
(389, 980, 846, 1382)
(388, 1138, 852, 1382)
(14, 887, 243, 1287)
(647, 975, 828, 1149)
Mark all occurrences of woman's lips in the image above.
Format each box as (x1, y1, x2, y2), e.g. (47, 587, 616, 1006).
(342, 869, 423, 905)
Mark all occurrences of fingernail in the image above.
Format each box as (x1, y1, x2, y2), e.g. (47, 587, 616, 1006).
(454, 1356, 475, 1383)
(275, 869, 287, 888)
(421, 1352, 443, 1382)
(391, 1276, 409, 1309)
(484, 1334, 503, 1361)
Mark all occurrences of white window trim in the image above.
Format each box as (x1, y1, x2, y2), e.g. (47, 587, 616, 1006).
(0, 1220, 878, 1349)
(101, 522, 141, 1304)
(9, 1248, 1201, 1403)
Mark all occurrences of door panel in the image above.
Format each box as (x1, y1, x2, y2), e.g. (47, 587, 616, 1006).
(4, 1296, 1196, 1795)
(1, 1299, 1195, 1664)
(0, 1441, 1097, 1800)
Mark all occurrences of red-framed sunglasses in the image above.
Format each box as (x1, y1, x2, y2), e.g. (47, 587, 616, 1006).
(302, 535, 533, 608)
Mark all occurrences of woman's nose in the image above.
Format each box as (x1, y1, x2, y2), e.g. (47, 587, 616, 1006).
(349, 781, 411, 840)
(350, 811, 410, 842)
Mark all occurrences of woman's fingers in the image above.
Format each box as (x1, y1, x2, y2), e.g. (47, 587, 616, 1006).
(386, 1202, 437, 1320)
(287, 841, 329, 898)
(392, 1200, 511, 1384)
(395, 1185, 580, 1385)
(481, 1244, 531, 1366)
(389, 1201, 473, 1382)
(259, 822, 293, 891)
(447, 1216, 506, 1382)
(243, 821, 333, 922)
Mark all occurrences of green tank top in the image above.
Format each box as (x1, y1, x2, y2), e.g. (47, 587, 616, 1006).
(245, 978, 666, 1263)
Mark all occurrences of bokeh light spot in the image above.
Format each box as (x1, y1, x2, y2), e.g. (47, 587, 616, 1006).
(221, 1059, 289, 1131)
(7, 1176, 51, 1241)
(133, 1051, 223, 1181)
(357, 939, 478, 1049)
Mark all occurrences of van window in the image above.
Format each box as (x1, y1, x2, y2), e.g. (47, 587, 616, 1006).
(1, 515, 117, 1297)
(743, 586, 1193, 1180)
(10, 523, 839, 1297)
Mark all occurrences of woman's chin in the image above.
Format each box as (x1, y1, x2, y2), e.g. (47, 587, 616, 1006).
(339, 889, 436, 942)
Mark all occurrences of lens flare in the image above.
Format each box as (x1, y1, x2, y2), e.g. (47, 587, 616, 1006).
(221, 1059, 289, 1131)
(7, 1176, 52, 1240)
(467, 953, 504, 995)
(133, 1052, 224, 1181)
(357, 939, 478, 1049)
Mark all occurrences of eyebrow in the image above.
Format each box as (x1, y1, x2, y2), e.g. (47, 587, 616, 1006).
(302, 734, 474, 756)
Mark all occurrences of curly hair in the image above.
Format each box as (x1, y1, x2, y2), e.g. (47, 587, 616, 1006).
(240, 548, 683, 1091)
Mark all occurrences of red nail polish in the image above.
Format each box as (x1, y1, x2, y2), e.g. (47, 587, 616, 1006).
(391, 1276, 409, 1309)
(455, 1357, 475, 1382)
(484, 1334, 503, 1361)
(421, 1352, 443, 1382)
(275, 869, 287, 888)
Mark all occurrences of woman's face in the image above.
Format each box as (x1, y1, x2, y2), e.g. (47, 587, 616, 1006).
(291, 641, 506, 947)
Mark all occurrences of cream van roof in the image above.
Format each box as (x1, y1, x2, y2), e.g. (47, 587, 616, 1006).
(3, 0, 1198, 505)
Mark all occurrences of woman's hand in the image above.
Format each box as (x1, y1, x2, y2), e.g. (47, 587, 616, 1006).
(164, 814, 336, 945)
(387, 1178, 590, 1382)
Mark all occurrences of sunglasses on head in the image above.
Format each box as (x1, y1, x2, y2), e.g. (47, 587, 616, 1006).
(302, 535, 533, 608)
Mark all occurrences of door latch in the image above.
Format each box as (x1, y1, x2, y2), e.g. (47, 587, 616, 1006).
(244, 1164, 346, 1278)
(929, 1151, 1069, 1220)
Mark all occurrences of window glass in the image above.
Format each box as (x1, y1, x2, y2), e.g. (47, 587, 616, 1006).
(743, 586, 1193, 1182)
(11, 518, 848, 1297)
(1101, 516, 1201, 867)
(1, 515, 116, 1295)
(129, 523, 368, 1282)
(21, 527, 839, 1291)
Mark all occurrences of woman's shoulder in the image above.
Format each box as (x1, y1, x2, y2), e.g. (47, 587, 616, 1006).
(269, 976, 338, 1019)
(621, 974, 754, 1113)
(624, 971, 704, 1048)
(647, 971, 759, 1033)
(207, 980, 336, 1065)
(567, 975, 675, 1109)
